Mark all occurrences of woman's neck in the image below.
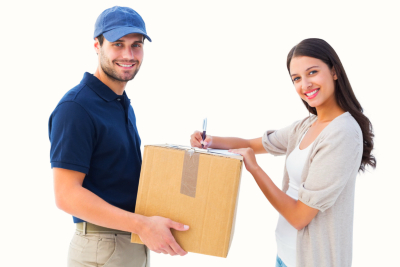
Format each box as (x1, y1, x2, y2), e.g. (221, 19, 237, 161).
(315, 96, 346, 123)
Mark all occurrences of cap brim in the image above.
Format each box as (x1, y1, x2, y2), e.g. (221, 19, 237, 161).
(103, 26, 152, 42)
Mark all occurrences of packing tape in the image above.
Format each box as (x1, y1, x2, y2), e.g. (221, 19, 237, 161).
(180, 150, 200, 198)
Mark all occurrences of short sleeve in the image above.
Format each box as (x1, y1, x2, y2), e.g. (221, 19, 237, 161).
(48, 101, 95, 174)
(262, 120, 300, 156)
(298, 125, 362, 212)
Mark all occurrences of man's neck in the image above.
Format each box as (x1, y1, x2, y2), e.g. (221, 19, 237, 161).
(94, 67, 126, 95)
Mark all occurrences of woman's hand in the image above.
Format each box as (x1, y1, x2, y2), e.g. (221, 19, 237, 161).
(190, 131, 212, 148)
(229, 148, 260, 174)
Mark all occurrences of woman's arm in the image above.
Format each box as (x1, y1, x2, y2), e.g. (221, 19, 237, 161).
(229, 147, 318, 230)
(190, 131, 267, 154)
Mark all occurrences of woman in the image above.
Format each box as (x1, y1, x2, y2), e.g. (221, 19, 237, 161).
(190, 38, 376, 267)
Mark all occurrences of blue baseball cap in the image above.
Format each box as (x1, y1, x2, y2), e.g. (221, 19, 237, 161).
(94, 6, 152, 42)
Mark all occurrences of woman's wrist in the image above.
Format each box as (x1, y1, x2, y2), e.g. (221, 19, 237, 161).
(206, 135, 212, 148)
(249, 164, 262, 176)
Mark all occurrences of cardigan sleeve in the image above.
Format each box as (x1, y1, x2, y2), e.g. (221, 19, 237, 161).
(298, 121, 363, 212)
(262, 120, 301, 156)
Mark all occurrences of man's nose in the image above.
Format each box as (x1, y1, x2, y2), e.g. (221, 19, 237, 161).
(122, 47, 135, 60)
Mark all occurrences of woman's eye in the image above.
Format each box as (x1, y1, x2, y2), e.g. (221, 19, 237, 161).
(309, 70, 317, 75)
(293, 77, 300, 82)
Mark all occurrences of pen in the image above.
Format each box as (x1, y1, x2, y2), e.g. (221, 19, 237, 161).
(202, 118, 207, 148)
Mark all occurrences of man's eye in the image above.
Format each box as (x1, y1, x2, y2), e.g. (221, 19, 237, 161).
(114, 43, 122, 47)
(133, 44, 141, 48)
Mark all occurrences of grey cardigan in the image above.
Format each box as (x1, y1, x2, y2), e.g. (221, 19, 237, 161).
(262, 112, 363, 267)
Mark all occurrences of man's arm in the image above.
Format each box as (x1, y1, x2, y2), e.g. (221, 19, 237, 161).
(53, 167, 189, 256)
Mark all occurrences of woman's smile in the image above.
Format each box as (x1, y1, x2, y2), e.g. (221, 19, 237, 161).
(304, 88, 320, 99)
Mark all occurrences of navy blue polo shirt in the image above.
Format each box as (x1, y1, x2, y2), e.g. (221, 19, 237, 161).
(49, 72, 142, 223)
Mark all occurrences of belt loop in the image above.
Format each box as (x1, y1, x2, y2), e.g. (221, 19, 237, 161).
(83, 222, 87, 235)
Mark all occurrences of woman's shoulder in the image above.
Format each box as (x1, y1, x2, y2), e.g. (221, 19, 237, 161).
(327, 112, 361, 134)
(291, 114, 317, 133)
(285, 112, 361, 143)
(320, 112, 362, 144)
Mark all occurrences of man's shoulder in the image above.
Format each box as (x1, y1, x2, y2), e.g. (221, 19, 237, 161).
(56, 80, 100, 111)
(50, 81, 97, 122)
(58, 83, 89, 104)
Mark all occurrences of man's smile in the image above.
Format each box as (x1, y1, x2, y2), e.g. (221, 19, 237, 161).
(116, 62, 135, 69)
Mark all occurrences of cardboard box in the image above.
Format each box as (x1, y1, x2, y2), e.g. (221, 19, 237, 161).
(131, 144, 243, 257)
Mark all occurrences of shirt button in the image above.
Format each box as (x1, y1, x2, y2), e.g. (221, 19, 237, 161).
(117, 98, 121, 101)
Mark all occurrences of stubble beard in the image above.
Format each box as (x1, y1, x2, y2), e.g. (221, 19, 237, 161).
(99, 49, 141, 83)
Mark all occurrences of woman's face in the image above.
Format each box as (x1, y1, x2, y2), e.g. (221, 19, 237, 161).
(289, 56, 337, 108)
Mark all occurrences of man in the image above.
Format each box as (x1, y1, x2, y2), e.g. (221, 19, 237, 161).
(49, 6, 189, 267)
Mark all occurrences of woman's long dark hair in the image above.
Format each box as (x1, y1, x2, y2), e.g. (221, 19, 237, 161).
(287, 38, 376, 172)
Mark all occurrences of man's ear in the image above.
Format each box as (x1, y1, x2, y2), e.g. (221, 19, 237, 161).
(332, 67, 338, 80)
(94, 38, 100, 55)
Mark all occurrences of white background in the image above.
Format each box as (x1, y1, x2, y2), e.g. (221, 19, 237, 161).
(1, 0, 399, 266)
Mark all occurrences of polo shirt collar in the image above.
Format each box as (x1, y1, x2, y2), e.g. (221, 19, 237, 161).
(81, 72, 128, 102)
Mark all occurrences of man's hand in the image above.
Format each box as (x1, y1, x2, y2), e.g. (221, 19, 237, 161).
(190, 130, 212, 148)
(137, 216, 189, 256)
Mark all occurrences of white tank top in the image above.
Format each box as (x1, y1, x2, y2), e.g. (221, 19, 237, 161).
(275, 130, 313, 267)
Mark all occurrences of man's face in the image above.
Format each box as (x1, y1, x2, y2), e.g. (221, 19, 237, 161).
(96, 33, 144, 82)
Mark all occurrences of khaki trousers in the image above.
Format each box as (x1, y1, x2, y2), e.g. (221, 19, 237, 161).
(67, 230, 150, 267)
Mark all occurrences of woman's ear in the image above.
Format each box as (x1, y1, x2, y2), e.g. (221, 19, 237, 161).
(332, 67, 338, 80)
